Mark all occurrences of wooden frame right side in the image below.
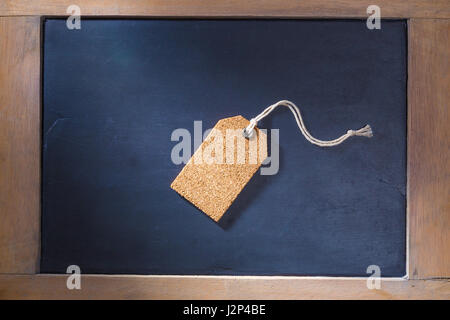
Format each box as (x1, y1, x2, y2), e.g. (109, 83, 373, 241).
(407, 18, 450, 280)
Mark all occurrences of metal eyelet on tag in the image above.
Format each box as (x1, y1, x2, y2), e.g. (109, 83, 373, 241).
(242, 128, 254, 139)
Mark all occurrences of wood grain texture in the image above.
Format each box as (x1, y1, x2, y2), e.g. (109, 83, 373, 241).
(0, 16, 41, 273)
(0, 0, 449, 18)
(0, 7, 447, 303)
(0, 275, 448, 299)
(408, 19, 450, 279)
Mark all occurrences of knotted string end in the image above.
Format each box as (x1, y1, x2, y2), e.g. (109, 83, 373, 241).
(355, 124, 373, 138)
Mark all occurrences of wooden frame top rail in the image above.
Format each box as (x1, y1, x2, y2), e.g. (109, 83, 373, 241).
(0, 0, 449, 19)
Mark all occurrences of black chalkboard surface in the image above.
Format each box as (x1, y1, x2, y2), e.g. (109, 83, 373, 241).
(42, 19, 406, 276)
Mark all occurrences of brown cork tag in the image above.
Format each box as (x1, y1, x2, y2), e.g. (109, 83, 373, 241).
(171, 115, 268, 222)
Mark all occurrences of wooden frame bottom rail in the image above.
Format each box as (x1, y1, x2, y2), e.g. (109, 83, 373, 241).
(0, 275, 448, 300)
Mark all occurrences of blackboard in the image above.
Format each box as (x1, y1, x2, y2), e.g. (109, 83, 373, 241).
(42, 19, 406, 276)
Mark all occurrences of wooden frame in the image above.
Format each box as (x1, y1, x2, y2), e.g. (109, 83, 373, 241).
(0, 1, 449, 299)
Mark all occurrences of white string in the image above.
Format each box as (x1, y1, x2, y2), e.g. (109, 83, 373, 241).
(243, 100, 373, 147)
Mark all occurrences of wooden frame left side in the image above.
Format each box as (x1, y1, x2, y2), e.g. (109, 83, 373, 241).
(0, 16, 41, 274)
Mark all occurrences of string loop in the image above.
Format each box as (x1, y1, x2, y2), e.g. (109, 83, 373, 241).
(244, 100, 373, 147)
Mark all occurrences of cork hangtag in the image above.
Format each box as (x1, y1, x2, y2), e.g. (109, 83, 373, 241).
(171, 115, 267, 222)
